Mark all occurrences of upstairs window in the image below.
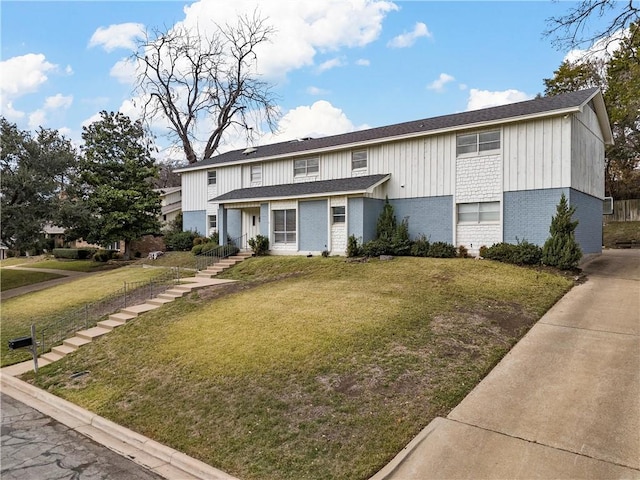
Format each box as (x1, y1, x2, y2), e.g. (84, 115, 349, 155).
(294, 157, 319, 176)
(251, 164, 262, 183)
(352, 150, 367, 170)
(207, 170, 217, 185)
(456, 130, 500, 156)
(332, 206, 346, 223)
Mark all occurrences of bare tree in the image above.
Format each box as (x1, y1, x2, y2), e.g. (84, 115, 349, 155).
(133, 13, 279, 164)
(546, 0, 639, 53)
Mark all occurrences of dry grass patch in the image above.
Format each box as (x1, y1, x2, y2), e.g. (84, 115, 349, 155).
(1, 266, 168, 366)
(26, 257, 573, 480)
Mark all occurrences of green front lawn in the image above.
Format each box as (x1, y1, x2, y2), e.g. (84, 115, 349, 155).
(1, 269, 65, 291)
(25, 257, 573, 480)
(27, 259, 116, 272)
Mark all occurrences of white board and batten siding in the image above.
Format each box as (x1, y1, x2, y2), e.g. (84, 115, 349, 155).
(366, 136, 455, 199)
(571, 104, 605, 198)
(181, 169, 208, 211)
(502, 116, 572, 192)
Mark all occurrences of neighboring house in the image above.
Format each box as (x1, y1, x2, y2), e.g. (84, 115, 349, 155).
(156, 186, 182, 228)
(177, 88, 612, 256)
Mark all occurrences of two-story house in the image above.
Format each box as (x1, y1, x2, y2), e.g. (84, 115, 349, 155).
(177, 88, 612, 257)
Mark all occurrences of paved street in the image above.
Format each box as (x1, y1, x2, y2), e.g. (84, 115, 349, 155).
(1, 393, 163, 480)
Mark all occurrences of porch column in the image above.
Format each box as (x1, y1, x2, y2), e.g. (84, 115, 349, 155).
(218, 205, 228, 246)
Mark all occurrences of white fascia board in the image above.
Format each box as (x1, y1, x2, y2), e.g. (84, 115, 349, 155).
(585, 90, 614, 145)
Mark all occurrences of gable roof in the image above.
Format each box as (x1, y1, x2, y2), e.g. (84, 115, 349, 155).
(178, 88, 611, 173)
(212, 174, 390, 203)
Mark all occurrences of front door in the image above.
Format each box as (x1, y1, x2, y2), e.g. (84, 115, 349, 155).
(242, 208, 261, 249)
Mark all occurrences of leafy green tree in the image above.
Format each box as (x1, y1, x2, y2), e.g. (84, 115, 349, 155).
(543, 22, 640, 199)
(66, 111, 161, 259)
(542, 193, 582, 270)
(0, 118, 77, 253)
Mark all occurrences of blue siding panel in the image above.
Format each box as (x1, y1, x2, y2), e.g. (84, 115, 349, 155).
(260, 203, 269, 237)
(348, 198, 364, 241)
(503, 189, 568, 246)
(362, 198, 384, 242)
(183, 210, 206, 235)
(569, 189, 603, 254)
(390, 196, 453, 243)
(503, 188, 601, 254)
(299, 200, 328, 251)
(227, 209, 242, 240)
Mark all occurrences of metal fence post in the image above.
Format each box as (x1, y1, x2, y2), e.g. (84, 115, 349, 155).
(85, 304, 89, 329)
(124, 282, 127, 308)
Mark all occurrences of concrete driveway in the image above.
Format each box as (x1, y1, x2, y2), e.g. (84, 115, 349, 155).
(372, 249, 640, 479)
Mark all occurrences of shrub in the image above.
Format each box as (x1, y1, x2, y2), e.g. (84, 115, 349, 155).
(479, 245, 489, 258)
(410, 235, 430, 257)
(427, 242, 457, 258)
(248, 235, 269, 256)
(164, 231, 198, 251)
(458, 245, 469, 258)
(347, 235, 362, 258)
(483, 240, 543, 266)
(376, 197, 396, 240)
(542, 193, 582, 270)
(391, 218, 412, 256)
(321, 250, 330, 258)
(53, 248, 96, 260)
(193, 236, 205, 246)
(483, 242, 517, 263)
(363, 239, 393, 257)
(513, 240, 543, 265)
(93, 249, 118, 262)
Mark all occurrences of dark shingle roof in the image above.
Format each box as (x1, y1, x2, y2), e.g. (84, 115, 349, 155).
(186, 88, 600, 170)
(212, 174, 390, 202)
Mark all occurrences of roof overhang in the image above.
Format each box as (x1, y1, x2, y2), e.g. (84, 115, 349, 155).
(210, 174, 390, 204)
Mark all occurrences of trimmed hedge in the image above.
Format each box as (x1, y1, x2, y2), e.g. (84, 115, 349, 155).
(482, 241, 542, 266)
(53, 248, 96, 260)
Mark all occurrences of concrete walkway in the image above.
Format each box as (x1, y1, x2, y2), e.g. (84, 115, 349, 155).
(372, 249, 640, 479)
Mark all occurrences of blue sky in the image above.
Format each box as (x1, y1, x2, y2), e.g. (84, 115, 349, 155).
(0, 0, 617, 159)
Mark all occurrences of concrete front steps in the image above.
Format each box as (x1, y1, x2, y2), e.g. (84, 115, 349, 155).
(31, 258, 248, 370)
(196, 251, 253, 279)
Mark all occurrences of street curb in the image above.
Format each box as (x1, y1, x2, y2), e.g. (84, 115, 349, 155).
(0, 371, 239, 480)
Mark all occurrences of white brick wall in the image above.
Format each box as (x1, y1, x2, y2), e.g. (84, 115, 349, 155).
(330, 197, 346, 254)
(456, 224, 501, 257)
(456, 155, 501, 202)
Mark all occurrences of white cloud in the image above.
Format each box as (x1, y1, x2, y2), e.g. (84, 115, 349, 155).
(0, 53, 56, 98)
(89, 23, 145, 52)
(81, 112, 104, 128)
(28, 109, 47, 130)
(65, 65, 74, 75)
(459, 83, 468, 91)
(44, 93, 73, 110)
(564, 28, 627, 64)
(317, 57, 345, 72)
(466, 88, 533, 111)
(110, 57, 137, 84)
(0, 53, 57, 121)
(427, 73, 455, 92)
(307, 86, 330, 95)
(387, 22, 431, 48)
(261, 100, 364, 143)
(356, 58, 370, 66)
(176, 0, 397, 79)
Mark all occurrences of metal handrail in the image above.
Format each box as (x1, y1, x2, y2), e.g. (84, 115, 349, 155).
(195, 233, 247, 271)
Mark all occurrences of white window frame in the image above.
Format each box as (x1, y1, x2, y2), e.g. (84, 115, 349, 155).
(273, 209, 297, 245)
(207, 170, 217, 185)
(332, 206, 346, 224)
(208, 215, 217, 229)
(457, 202, 500, 224)
(456, 130, 501, 156)
(251, 164, 262, 183)
(294, 157, 319, 177)
(351, 150, 367, 170)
